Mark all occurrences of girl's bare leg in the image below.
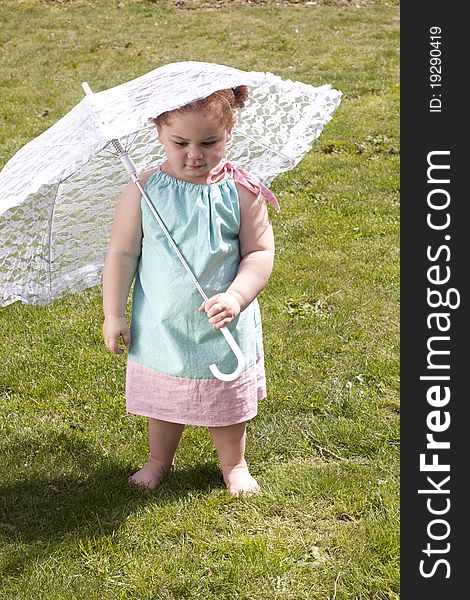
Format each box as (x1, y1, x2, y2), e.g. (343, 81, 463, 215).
(129, 418, 185, 490)
(209, 422, 260, 497)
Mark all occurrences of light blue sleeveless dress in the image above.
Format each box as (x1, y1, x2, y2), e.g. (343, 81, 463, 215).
(126, 167, 266, 427)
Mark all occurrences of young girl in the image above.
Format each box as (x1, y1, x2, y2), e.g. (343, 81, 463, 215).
(102, 86, 276, 497)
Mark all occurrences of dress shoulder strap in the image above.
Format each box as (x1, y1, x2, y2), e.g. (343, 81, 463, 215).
(206, 160, 280, 213)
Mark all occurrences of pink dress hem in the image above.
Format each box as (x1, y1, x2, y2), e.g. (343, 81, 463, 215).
(126, 355, 266, 427)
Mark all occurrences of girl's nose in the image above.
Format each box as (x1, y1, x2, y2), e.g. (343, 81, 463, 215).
(187, 145, 203, 159)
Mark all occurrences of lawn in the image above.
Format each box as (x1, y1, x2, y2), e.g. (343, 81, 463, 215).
(0, 1, 400, 598)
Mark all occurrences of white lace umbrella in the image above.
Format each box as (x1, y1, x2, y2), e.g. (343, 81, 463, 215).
(0, 61, 341, 378)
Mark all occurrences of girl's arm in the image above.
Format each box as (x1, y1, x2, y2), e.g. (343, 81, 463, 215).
(102, 173, 151, 353)
(199, 183, 275, 329)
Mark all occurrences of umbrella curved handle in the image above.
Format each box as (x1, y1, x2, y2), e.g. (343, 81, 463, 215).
(209, 327, 246, 382)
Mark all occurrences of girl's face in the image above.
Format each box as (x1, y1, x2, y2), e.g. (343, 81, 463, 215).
(157, 111, 230, 184)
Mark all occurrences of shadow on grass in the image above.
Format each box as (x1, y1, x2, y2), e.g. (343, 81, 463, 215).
(0, 430, 224, 576)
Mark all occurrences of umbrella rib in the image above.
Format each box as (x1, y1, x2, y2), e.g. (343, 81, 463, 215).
(232, 129, 294, 163)
(100, 147, 121, 158)
(47, 179, 62, 296)
(58, 148, 118, 185)
(124, 132, 139, 152)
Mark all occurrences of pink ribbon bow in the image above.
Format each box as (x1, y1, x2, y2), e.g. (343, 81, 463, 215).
(206, 160, 280, 213)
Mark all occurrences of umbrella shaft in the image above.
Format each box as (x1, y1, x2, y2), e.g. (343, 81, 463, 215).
(131, 174, 209, 303)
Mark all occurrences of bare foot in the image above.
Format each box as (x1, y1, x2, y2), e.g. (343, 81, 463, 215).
(221, 461, 260, 497)
(128, 458, 171, 491)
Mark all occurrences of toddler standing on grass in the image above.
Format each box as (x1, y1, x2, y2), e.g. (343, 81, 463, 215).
(102, 85, 278, 496)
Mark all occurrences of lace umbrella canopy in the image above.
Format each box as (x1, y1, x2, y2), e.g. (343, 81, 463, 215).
(0, 61, 341, 307)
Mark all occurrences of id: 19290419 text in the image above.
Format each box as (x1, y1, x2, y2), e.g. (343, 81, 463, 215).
(429, 26, 442, 113)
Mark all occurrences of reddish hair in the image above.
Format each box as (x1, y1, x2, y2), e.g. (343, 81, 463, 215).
(153, 85, 249, 131)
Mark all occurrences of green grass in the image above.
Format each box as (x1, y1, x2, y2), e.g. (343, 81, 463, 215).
(0, 1, 399, 598)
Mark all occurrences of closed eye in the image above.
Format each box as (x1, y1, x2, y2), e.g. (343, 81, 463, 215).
(173, 140, 218, 147)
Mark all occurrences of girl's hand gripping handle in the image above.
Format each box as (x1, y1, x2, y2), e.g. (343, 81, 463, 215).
(209, 327, 246, 382)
